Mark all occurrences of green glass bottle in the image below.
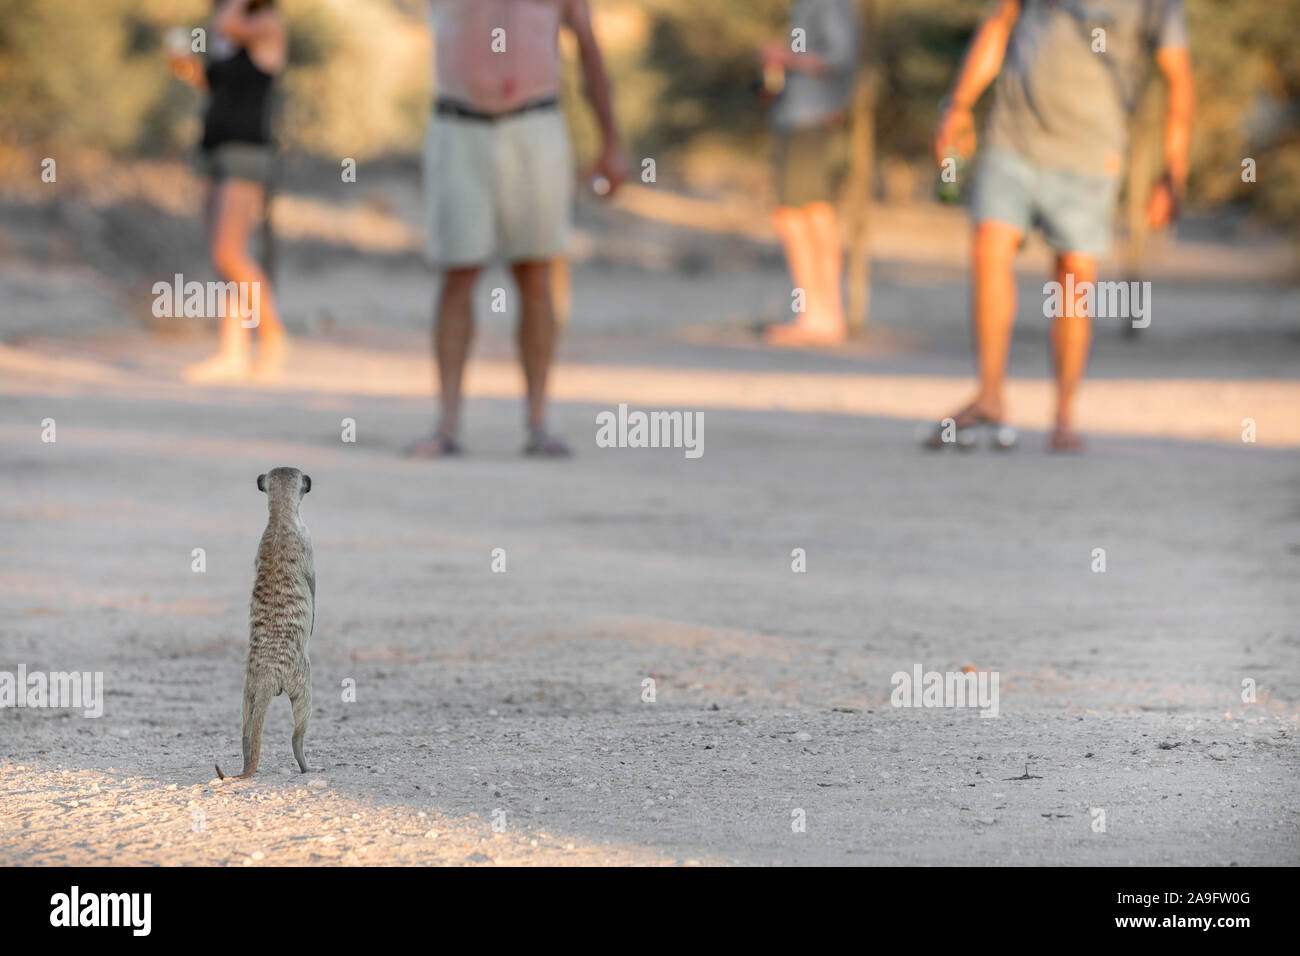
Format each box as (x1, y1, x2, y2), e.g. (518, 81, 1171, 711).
(936, 151, 965, 204)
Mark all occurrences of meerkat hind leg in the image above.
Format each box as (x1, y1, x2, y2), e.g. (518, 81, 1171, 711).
(239, 688, 271, 778)
(290, 686, 312, 773)
(240, 684, 255, 767)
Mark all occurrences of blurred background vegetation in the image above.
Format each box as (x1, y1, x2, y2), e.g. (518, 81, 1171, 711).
(0, 0, 1296, 224)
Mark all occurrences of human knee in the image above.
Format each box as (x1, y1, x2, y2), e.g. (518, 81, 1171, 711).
(1056, 253, 1096, 283)
(511, 260, 551, 299)
(973, 223, 1020, 268)
(439, 267, 480, 308)
(211, 242, 249, 279)
(803, 201, 838, 226)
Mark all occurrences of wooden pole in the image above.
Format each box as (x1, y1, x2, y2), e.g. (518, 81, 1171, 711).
(843, 0, 878, 338)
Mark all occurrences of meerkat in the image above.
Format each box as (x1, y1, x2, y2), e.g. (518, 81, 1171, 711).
(217, 466, 315, 779)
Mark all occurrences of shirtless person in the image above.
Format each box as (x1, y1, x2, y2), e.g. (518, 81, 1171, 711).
(927, 0, 1193, 451)
(408, 0, 628, 458)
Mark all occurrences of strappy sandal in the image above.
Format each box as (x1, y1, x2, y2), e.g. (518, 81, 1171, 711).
(523, 430, 572, 457)
(924, 406, 1017, 451)
(405, 432, 462, 458)
(1047, 427, 1084, 453)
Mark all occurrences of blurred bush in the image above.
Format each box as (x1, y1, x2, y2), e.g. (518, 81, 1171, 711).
(0, 0, 428, 161)
(623, 0, 1300, 225)
(0, 0, 1295, 224)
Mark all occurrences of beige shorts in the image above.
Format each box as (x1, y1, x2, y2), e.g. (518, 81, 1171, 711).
(422, 107, 573, 268)
(197, 142, 277, 187)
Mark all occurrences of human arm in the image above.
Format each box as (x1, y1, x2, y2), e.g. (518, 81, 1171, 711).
(933, 0, 1021, 165)
(563, 0, 629, 195)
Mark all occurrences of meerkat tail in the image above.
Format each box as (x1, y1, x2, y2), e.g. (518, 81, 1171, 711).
(238, 690, 272, 778)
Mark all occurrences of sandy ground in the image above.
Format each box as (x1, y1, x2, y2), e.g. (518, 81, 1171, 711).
(1, 168, 1298, 866)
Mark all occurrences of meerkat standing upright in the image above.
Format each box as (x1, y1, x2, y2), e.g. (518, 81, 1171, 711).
(224, 466, 315, 779)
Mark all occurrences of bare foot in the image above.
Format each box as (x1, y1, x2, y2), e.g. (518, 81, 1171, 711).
(764, 321, 847, 348)
(251, 335, 288, 382)
(183, 351, 250, 383)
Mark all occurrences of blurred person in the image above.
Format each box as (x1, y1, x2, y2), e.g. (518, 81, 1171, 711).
(407, 0, 628, 458)
(927, 0, 1192, 451)
(761, 0, 861, 348)
(169, 0, 288, 382)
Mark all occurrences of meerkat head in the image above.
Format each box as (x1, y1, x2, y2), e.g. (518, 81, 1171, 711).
(256, 466, 311, 507)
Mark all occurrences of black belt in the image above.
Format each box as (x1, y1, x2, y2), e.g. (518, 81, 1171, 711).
(434, 96, 558, 122)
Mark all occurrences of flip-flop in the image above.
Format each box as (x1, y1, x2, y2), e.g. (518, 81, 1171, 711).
(405, 432, 462, 458)
(523, 432, 572, 457)
(924, 407, 1014, 450)
(1048, 428, 1084, 453)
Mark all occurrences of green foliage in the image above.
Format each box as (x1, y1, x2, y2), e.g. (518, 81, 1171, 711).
(1180, 0, 1300, 222)
(628, 0, 1300, 223)
(0, 0, 1295, 223)
(0, 0, 174, 151)
(629, 0, 787, 152)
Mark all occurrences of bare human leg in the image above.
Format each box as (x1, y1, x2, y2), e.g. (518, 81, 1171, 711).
(766, 205, 838, 346)
(924, 220, 1023, 448)
(951, 220, 1023, 424)
(184, 178, 287, 382)
(512, 259, 569, 455)
(805, 200, 847, 336)
(408, 265, 480, 457)
(1049, 251, 1096, 451)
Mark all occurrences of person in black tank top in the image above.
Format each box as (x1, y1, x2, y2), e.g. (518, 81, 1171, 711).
(201, 46, 274, 152)
(167, 0, 288, 383)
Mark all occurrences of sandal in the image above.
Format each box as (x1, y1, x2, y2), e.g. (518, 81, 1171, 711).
(1047, 427, 1084, 453)
(405, 432, 462, 458)
(924, 404, 1016, 451)
(523, 430, 572, 457)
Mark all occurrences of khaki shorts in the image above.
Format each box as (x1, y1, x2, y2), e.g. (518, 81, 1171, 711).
(423, 107, 573, 268)
(197, 142, 277, 187)
(773, 125, 845, 208)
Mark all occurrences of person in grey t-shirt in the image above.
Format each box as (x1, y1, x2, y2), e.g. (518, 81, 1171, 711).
(761, 0, 861, 347)
(925, 0, 1193, 452)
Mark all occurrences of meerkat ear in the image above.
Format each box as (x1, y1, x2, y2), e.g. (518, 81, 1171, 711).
(301, 474, 311, 494)
(257, 473, 267, 492)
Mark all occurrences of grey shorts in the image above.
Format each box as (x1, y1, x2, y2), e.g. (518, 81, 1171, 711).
(197, 142, 276, 187)
(970, 147, 1120, 256)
